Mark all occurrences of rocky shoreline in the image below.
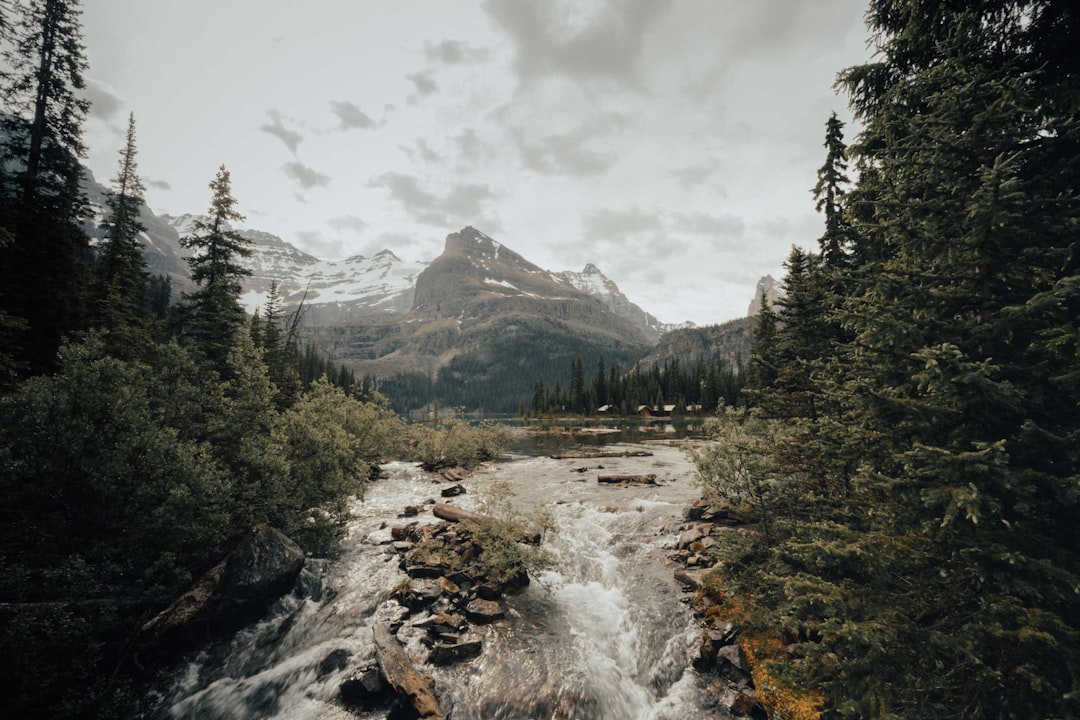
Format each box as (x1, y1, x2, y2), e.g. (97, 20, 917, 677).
(671, 498, 767, 719)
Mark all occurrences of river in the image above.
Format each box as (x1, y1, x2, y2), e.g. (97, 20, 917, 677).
(152, 435, 724, 719)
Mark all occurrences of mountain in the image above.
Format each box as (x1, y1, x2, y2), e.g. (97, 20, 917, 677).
(309, 227, 653, 411)
(747, 274, 782, 316)
(150, 216, 427, 324)
(556, 263, 691, 342)
(635, 316, 754, 371)
(81, 165, 699, 411)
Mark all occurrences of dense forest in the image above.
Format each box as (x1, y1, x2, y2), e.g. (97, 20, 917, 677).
(0, 2, 491, 716)
(692, 1, 1080, 718)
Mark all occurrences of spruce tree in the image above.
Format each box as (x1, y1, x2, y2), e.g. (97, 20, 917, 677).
(91, 112, 153, 358)
(179, 165, 252, 372)
(810, 112, 851, 265)
(784, 3, 1079, 716)
(0, 0, 91, 373)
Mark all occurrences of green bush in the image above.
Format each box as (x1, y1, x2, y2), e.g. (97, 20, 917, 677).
(408, 419, 509, 470)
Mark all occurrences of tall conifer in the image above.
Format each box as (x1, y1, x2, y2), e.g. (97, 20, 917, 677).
(179, 165, 252, 372)
(92, 112, 152, 357)
(0, 0, 90, 373)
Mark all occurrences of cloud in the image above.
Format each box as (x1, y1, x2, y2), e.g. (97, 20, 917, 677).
(329, 100, 378, 131)
(295, 230, 344, 259)
(407, 72, 439, 98)
(259, 109, 303, 155)
(484, 0, 670, 89)
(567, 205, 749, 293)
(515, 114, 627, 177)
(670, 160, 727, 195)
(423, 40, 491, 65)
(362, 231, 426, 258)
(282, 161, 330, 193)
(581, 206, 663, 239)
(670, 211, 745, 244)
(368, 172, 498, 229)
(400, 138, 441, 165)
(328, 215, 369, 234)
(84, 79, 124, 122)
(517, 131, 613, 177)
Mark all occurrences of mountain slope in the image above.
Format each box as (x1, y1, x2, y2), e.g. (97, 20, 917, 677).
(311, 227, 654, 411)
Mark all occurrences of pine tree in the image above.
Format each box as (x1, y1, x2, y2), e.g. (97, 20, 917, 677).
(811, 112, 851, 265)
(0, 0, 91, 373)
(178, 165, 252, 372)
(91, 113, 153, 358)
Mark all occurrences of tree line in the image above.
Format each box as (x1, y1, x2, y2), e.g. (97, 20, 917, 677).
(524, 353, 743, 416)
(694, 2, 1080, 718)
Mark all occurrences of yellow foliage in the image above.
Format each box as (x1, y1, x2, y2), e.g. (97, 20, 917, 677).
(741, 632, 823, 720)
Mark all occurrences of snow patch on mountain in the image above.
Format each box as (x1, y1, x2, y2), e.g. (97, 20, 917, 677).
(556, 264, 691, 343)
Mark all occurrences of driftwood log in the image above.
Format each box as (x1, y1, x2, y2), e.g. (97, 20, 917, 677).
(373, 624, 443, 719)
(598, 473, 658, 485)
(550, 449, 653, 459)
(432, 503, 542, 544)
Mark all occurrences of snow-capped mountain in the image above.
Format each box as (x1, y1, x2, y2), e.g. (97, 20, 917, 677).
(156, 216, 427, 324)
(556, 263, 691, 343)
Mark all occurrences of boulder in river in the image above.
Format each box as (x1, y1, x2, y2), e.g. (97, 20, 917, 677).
(220, 527, 306, 626)
(464, 598, 505, 624)
(427, 633, 483, 665)
(133, 526, 305, 665)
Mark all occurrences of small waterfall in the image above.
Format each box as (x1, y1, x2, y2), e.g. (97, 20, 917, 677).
(153, 445, 720, 719)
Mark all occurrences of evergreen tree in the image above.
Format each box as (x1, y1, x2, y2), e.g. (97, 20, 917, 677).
(708, 4, 1080, 718)
(810, 112, 851, 265)
(178, 165, 252, 372)
(0, 0, 91, 373)
(91, 113, 153, 358)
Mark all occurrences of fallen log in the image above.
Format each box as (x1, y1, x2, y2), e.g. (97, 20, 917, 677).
(598, 473, 658, 485)
(550, 449, 653, 459)
(432, 503, 542, 544)
(372, 624, 443, 719)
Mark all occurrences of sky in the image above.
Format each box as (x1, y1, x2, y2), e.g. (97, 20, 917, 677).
(79, 0, 872, 326)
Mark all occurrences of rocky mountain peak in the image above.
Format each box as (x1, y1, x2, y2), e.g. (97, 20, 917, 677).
(747, 274, 783, 316)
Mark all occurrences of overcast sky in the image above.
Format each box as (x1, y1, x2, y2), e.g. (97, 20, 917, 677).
(80, 0, 871, 326)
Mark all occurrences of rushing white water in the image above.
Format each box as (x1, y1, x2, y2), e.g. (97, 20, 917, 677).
(153, 441, 723, 719)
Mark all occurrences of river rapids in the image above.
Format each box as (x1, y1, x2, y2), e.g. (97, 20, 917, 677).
(152, 439, 725, 719)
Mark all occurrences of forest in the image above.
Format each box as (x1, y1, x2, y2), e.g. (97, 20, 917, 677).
(1, 1, 1078, 719)
(691, 2, 1080, 718)
(0, 2, 503, 716)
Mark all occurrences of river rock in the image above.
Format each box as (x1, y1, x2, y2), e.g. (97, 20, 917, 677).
(674, 568, 707, 590)
(717, 643, 752, 675)
(401, 579, 443, 610)
(221, 528, 305, 617)
(428, 634, 483, 665)
(440, 484, 466, 497)
(318, 648, 351, 679)
(677, 527, 704, 550)
(718, 686, 760, 717)
(339, 659, 391, 709)
(464, 598, 504, 624)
